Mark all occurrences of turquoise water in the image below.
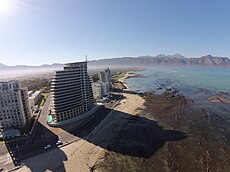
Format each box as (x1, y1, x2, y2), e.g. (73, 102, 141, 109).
(125, 66, 230, 97)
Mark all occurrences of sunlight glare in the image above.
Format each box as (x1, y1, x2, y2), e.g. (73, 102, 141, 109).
(0, 0, 17, 17)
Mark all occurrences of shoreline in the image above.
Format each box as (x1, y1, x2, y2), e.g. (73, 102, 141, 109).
(96, 71, 230, 172)
(17, 71, 230, 172)
(116, 71, 141, 90)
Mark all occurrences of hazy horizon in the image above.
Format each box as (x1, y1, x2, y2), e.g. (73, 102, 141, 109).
(1, 53, 230, 67)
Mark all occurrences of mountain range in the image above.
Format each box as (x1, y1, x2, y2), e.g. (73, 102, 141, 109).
(89, 54, 230, 66)
(1, 54, 230, 70)
(0, 63, 63, 70)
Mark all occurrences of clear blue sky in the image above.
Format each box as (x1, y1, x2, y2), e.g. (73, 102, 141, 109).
(0, 0, 230, 66)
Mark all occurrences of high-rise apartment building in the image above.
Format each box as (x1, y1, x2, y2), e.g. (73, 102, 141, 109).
(21, 87, 32, 122)
(92, 82, 109, 100)
(99, 67, 111, 83)
(0, 81, 31, 130)
(48, 62, 94, 126)
(97, 67, 111, 96)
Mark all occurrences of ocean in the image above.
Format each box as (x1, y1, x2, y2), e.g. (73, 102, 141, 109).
(126, 66, 230, 149)
(125, 66, 230, 99)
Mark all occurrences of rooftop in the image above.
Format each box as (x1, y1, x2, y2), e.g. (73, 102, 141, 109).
(65, 61, 87, 66)
(29, 90, 41, 98)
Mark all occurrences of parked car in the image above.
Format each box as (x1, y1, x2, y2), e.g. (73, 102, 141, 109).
(44, 144, 51, 149)
(56, 140, 63, 145)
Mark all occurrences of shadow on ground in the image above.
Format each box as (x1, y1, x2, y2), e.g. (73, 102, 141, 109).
(61, 107, 187, 158)
(4, 122, 67, 172)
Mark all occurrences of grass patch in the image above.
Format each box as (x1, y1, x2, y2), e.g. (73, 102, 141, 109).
(113, 72, 126, 80)
(21, 78, 50, 91)
(39, 93, 49, 107)
(42, 93, 49, 98)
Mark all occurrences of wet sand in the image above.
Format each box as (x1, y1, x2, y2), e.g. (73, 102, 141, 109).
(208, 95, 230, 103)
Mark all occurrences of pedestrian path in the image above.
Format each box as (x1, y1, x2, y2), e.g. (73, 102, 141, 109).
(0, 152, 15, 171)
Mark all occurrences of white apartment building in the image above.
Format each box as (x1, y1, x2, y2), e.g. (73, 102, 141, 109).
(99, 68, 110, 82)
(0, 81, 31, 130)
(92, 81, 111, 101)
(92, 82, 102, 100)
(95, 68, 111, 97)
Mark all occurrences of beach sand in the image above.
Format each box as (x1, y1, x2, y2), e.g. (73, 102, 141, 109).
(57, 74, 146, 172)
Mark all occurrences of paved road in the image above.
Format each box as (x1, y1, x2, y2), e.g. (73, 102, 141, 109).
(29, 95, 51, 145)
(0, 143, 15, 170)
(2, 92, 121, 170)
(0, 95, 53, 170)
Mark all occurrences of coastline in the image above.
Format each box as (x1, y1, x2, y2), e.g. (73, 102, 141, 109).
(96, 71, 230, 172)
(17, 70, 230, 172)
(116, 71, 140, 90)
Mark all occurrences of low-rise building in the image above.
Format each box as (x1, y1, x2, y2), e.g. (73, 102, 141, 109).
(28, 91, 33, 97)
(28, 90, 42, 107)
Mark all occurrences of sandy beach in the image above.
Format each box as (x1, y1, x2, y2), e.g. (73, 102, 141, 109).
(57, 73, 146, 171)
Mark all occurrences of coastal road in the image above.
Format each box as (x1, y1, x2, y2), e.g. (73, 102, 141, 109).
(1, 96, 52, 169)
(17, 104, 115, 160)
(2, 93, 120, 171)
(28, 95, 51, 145)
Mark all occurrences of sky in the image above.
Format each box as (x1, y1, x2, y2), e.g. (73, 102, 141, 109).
(0, 0, 230, 66)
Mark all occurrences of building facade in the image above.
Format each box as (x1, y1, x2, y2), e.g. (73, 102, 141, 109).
(96, 67, 111, 97)
(28, 90, 42, 107)
(48, 62, 94, 125)
(92, 82, 102, 100)
(99, 68, 111, 83)
(92, 82, 110, 100)
(0, 81, 31, 130)
(21, 87, 32, 122)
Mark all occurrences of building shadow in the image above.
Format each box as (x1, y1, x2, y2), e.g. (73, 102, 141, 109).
(4, 122, 67, 172)
(60, 107, 187, 158)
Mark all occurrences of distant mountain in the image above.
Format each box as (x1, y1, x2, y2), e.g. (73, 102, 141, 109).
(0, 54, 230, 70)
(0, 63, 8, 69)
(89, 54, 230, 66)
(0, 63, 63, 70)
(187, 55, 230, 66)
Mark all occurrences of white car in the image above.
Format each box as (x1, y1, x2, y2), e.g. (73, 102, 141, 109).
(44, 144, 51, 149)
(56, 141, 63, 145)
